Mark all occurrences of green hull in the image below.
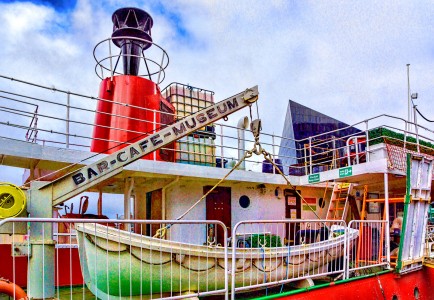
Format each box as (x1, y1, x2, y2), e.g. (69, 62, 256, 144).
(76, 224, 357, 299)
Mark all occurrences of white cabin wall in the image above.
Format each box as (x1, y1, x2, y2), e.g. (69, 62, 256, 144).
(165, 182, 207, 244)
(297, 187, 329, 220)
(164, 181, 289, 243)
(231, 183, 286, 236)
(163, 180, 328, 245)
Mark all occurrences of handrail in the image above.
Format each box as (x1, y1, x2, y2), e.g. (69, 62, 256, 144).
(1, 74, 434, 177)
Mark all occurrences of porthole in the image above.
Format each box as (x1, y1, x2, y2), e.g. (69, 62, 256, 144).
(239, 195, 250, 208)
(392, 295, 398, 300)
(414, 287, 420, 299)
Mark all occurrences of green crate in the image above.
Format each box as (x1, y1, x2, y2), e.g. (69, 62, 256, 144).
(245, 234, 282, 248)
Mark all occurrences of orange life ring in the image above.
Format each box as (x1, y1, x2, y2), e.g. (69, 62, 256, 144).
(0, 279, 27, 300)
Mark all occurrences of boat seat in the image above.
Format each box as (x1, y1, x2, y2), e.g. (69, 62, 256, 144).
(295, 229, 318, 245)
(295, 227, 329, 245)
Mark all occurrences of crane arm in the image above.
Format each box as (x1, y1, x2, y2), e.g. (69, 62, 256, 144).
(41, 86, 258, 206)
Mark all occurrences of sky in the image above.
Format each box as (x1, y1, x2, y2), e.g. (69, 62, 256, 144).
(1, 0, 434, 216)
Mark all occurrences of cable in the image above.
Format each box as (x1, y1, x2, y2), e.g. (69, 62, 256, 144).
(415, 106, 434, 123)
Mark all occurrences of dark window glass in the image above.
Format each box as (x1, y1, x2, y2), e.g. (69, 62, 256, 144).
(239, 195, 250, 208)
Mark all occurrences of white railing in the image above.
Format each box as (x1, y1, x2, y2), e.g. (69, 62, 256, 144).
(0, 218, 229, 300)
(0, 218, 393, 299)
(93, 36, 169, 84)
(1, 75, 434, 177)
(347, 220, 389, 276)
(425, 224, 434, 259)
(230, 220, 349, 298)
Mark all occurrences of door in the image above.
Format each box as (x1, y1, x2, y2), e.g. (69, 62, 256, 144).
(205, 186, 231, 245)
(144, 189, 162, 237)
(285, 189, 301, 244)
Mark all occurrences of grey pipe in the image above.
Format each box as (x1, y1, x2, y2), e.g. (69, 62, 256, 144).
(237, 116, 249, 170)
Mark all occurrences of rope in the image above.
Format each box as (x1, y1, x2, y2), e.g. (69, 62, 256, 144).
(260, 147, 322, 220)
(322, 181, 330, 204)
(153, 150, 253, 238)
(280, 242, 291, 293)
(259, 240, 268, 296)
(154, 119, 325, 238)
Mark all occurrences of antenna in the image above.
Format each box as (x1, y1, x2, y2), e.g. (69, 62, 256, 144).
(407, 63, 411, 129)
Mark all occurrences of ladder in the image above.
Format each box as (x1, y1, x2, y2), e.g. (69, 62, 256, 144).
(326, 182, 353, 220)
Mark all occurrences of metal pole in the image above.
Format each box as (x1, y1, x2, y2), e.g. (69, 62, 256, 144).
(407, 64, 412, 132)
(343, 219, 347, 279)
(157, 50, 165, 84)
(27, 182, 55, 299)
(124, 177, 134, 232)
(332, 136, 336, 169)
(109, 39, 113, 81)
(355, 137, 360, 164)
(365, 120, 370, 162)
(153, 110, 156, 161)
(272, 133, 276, 174)
(237, 117, 248, 170)
(220, 124, 224, 167)
(309, 137, 313, 175)
(384, 172, 391, 269)
(66, 92, 70, 148)
(414, 105, 420, 153)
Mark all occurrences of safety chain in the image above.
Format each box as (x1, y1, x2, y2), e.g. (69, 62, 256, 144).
(248, 121, 323, 220)
(154, 118, 323, 239)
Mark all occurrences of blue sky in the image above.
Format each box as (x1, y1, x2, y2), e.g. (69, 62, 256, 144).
(0, 0, 76, 11)
(1, 0, 434, 216)
(1, 0, 433, 125)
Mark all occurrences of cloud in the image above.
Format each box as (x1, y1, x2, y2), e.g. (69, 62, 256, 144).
(1, 0, 434, 217)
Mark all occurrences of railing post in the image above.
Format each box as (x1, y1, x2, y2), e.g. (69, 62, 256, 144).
(26, 182, 55, 299)
(309, 137, 313, 175)
(365, 120, 370, 162)
(384, 172, 391, 268)
(108, 39, 113, 81)
(34, 106, 39, 142)
(153, 110, 156, 160)
(224, 223, 229, 300)
(355, 136, 360, 165)
(332, 136, 336, 169)
(414, 106, 420, 153)
(157, 50, 165, 84)
(231, 223, 237, 300)
(66, 92, 70, 148)
(272, 133, 276, 174)
(220, 125, 224, 167)
(343, 220, 348, 279)
(346, 221, 352, 279)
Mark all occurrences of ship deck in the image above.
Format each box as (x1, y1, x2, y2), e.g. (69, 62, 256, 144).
(1, 76, 434, 300)
(0, 136, 404, 194)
